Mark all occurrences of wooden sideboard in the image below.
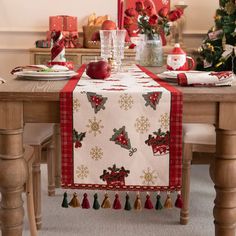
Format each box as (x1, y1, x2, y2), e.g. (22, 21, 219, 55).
(29, 47, 198, 66)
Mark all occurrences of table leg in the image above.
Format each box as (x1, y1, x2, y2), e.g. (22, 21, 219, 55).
(210, 129, 236, 236)
(0, 102, 26, 236)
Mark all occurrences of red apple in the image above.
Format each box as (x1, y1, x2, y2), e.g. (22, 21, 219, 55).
(101, 20, 117, 30)
(91, 31, 100, 41)
(86, 60, 111, 80)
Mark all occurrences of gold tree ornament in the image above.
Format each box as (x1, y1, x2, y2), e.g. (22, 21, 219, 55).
(225, 1, 236, 15)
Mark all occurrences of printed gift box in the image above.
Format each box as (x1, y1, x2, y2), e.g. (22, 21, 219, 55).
(49, 15, 78, 32)
(49, 16, 64, 31)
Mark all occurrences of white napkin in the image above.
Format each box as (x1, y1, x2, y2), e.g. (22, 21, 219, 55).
(177, 71, 235, 86)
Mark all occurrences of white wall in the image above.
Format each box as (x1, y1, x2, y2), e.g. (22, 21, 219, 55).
(0, 0, 220, 79)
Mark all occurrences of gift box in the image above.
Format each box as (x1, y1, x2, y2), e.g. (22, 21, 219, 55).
(46, 31, 81, 48)
(35, 40, 51, 48)
(49, 15, 78, 32)
(63, 15, 78, 31)
(49, 16, 64, 31)
(63, 31, 81, 48)
(82, 25, 101, 48)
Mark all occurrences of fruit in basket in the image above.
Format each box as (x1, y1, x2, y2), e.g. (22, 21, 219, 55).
(101, 20, 117, 30)
(86, 60, 111, 79)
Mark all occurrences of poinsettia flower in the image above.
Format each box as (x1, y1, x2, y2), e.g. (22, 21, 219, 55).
(148, 14, 158, 26)
(125, 8, 136, 17)
(135, 1, 144, 13)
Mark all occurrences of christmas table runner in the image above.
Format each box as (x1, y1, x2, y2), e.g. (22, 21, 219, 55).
(60, 65, 182, 193)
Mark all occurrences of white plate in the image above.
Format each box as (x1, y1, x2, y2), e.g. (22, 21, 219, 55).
(15, 71, 78, 80)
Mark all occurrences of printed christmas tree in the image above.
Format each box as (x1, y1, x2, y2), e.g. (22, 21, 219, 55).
(196, 0, 236, 73)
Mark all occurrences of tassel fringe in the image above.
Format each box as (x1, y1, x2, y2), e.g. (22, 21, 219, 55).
(155, 193, 163, 210)
(124, 192, 132, 211)
(113, 193, 122, 209)
(175, 192, 183, 209)
(164, 193, 173, 209)
(134, 192, 142, 210)
(69, 192, 80, 208)
(93, 193, 100, 210)
(144, 193, 154, 209)
(81, 193, 90, 209)
(101, 193, 111, 208)
(61, 192, 69, 208)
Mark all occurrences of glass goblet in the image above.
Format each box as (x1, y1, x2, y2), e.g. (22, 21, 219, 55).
(99, 30, 113, 61)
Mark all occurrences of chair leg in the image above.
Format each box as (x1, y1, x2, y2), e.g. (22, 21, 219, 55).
(54, 124, 61, 188)
(32, 146, 42, 230)
(180, 143, 193, 225)
(47, 143, 56, 196)
(26, 163, 37, 236)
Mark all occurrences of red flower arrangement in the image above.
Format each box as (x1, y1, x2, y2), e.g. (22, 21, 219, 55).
(124, 1, 184, 44)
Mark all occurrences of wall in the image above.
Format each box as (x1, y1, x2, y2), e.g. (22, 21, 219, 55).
(0, 0, 219, 79)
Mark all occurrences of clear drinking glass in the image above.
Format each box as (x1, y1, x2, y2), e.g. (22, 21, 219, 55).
(112, 29, 126, 72)
(99, 30, 113, 61)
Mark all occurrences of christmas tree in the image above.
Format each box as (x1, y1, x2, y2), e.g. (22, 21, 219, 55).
(196, 0, 236, 73)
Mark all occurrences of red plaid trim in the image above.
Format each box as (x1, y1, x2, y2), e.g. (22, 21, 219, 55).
(60, 65, 86, 187)
(138, 65, 183, 188)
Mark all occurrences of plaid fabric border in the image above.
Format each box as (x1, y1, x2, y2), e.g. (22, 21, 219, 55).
(138, 66, 183, 189)
(60, 65, 86, 187)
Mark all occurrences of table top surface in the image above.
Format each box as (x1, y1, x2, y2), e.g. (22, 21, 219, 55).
(1, 67, 236, 102)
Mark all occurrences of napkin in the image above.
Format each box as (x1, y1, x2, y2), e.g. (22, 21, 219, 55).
(11, 64, 69, 74)
(177, 71, 235, 86)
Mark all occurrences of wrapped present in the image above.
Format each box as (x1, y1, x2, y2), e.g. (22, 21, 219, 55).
(49, 16, 64, 31)
(63, 31, 81, 48)
(35, 40, 51, 48)
(63, 15, 78, 31)
(83, 25, 101, 48)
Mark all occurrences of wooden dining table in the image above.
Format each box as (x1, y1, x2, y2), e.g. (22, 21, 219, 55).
(0, 67, 236, 236)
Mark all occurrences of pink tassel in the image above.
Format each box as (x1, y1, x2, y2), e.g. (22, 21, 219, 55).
(81, 193, 90, 209)
(144, 193, 153, 209)
(113, 193, 122, 210)
(175, 193, 183, 209)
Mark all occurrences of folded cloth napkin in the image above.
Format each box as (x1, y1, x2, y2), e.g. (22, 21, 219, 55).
(11, 64, 69, 74)
(177, 71, 235, 86)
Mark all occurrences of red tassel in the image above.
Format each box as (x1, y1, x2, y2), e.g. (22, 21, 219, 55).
(113, 193, 122, 210)
(175, 193, 183, 209)
(144, 193, 153, 209)
(81, 193, 90, 209)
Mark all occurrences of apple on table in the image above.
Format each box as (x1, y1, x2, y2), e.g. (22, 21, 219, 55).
(86, 60, 111, 80)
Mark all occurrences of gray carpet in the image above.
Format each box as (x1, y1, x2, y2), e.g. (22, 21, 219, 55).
(22, 165, 214, 236)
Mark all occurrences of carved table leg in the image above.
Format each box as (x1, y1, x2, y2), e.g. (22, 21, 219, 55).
(210, 129, 236, 236)
(54, 124, 61, 188)
(0, 101, 26, 236)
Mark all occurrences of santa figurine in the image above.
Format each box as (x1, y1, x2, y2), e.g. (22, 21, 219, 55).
(167, 43, 195, 71)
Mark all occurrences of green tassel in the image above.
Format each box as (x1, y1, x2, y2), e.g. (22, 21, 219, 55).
(124, 193, 132, 211)
(93, 193, 100, 210)
(61, 192, 69, 208)
(155, 194, 163, 210)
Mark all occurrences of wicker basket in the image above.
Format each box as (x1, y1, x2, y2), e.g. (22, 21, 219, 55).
(83, 25, 101, 48)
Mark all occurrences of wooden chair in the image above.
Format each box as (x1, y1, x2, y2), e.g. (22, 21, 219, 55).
(24, 145, 38, 236)
(180, 123, 216, 225)
(23, 123, 55, 230)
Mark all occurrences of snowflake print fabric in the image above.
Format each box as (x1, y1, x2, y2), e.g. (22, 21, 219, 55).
(61, 64, 182, 192)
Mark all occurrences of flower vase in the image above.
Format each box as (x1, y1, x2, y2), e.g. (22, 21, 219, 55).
(138, 34, 163, 67)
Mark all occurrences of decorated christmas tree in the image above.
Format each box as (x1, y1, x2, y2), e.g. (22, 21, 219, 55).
(196, 0, 236, 73)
